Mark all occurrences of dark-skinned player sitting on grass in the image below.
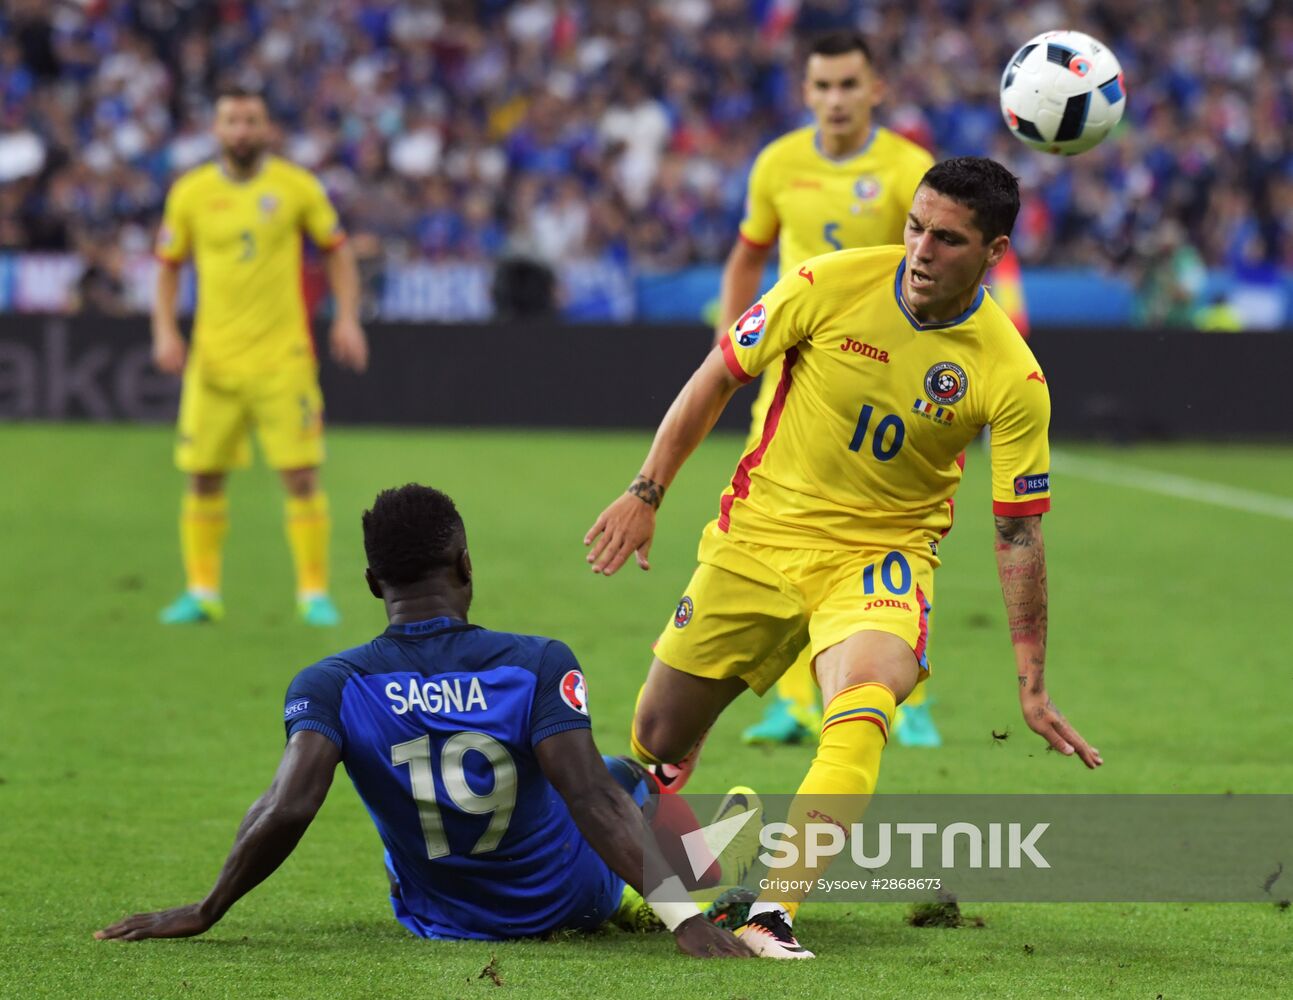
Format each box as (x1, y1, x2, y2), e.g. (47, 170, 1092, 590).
(98, 484, 749, 956)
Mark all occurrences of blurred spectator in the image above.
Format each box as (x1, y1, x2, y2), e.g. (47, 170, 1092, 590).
(1133, 221, 1206, 327)
(0, 0, 1287, 296)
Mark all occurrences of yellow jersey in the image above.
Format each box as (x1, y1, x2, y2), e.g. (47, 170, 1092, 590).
(155, 156, 345, 376)
(738, 125, 934, 276)
(717, 246, 1051, 551)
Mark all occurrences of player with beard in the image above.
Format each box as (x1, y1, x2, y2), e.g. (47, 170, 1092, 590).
(153, 86, 369, 627)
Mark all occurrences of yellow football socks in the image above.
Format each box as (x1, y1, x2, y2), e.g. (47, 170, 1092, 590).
(904, 679, 927, 709)
(285, 492, 330, 598)
(754, 681, 897, 923)
(181, 492, 228, 597)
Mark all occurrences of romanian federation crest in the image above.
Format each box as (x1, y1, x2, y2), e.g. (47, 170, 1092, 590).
(924, 361, 968, 405)
(854, 174, 881, 200)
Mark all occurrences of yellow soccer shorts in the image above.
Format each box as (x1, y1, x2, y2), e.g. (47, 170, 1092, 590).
(176, 363, 325, 473)
(654, 522, 935, 695)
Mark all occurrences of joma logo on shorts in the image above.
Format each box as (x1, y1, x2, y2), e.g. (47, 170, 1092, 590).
(864, 598, 911, 612)
(840, 337, 889, 363)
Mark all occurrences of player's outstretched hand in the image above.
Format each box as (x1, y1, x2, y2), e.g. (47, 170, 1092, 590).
(1020, 691, 1103, 769)
(673, 915, 753, 958)
(330, 316, 369, 373)
(584, 492, 655, 575)
(95, 903, 214, 942)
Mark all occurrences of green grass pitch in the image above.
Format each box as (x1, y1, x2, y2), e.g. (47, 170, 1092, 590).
(1, 424, 1290, 998)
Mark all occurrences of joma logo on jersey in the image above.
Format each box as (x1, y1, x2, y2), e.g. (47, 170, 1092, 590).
(385, 676, 489, 715)
(840, 337, 889, 363)
(864, 598, 912, 612)
(911, 399, 954, 425)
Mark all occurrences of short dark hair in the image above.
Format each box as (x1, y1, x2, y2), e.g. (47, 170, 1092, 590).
(807, 30, 873, 65)
(363, 484, 465, 586)
(214, 84, 267, 105)
(918, 157, 1021, 241)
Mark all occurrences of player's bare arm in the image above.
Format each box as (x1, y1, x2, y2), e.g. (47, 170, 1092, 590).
(151, 261, 186, 375)
(95, 731, 340, 941)
(585, 348, 744, 575)
(536, 730, 749, 958)
(324, 240, 368, 372)
(713, 238, 772, 348)
(993, 514, 1102, 769)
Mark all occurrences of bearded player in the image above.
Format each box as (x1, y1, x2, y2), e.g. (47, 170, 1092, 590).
(153, 86, 368, 627)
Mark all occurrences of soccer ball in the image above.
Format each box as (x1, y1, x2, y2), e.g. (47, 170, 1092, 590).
(999, 30, 1126, 155)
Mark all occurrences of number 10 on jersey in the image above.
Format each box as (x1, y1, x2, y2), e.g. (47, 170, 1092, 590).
(849, 403, 905, 461)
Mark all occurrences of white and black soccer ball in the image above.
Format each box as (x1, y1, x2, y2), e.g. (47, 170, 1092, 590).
(1000, 30, 1126, 155)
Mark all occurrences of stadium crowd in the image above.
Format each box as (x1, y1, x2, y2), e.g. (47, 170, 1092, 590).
(1, 0, 1290, 303)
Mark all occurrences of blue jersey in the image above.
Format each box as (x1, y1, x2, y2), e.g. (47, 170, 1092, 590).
(283, 617, 623, 940)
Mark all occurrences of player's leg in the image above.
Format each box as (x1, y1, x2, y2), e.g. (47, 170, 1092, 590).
(278, 464, 338, 625)
(736, 632, 920, 958)
(735, 549, 934, 957)
(603, 754, 760, 932)
(162, 370, 250, 623)
(634, 540, 809, 791)
(253, 367, 335, 625)
(632, 660, 748, 790)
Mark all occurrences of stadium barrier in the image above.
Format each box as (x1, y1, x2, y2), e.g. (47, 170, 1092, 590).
(1, 316, 1290, 440)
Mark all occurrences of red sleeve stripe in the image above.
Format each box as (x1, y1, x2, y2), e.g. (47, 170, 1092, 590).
(738, 231, 775, 250)
(718, 347, 799, 532)
(153, 253, 183, 267)
(993, 498, 1051, 517)
(320, 232, 348, 251)
(718, 335, 754, 384)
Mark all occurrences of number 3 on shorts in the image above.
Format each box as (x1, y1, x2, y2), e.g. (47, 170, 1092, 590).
(861, 551, 912, 596)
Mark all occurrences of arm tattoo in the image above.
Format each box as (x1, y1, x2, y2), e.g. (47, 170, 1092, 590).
(627, 475, 666, 510)
(995, 516, 1048, 684)
(994, 514, 1036, 548)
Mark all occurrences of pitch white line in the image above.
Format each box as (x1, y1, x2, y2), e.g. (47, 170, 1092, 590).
(1052, 450, 1293, 521)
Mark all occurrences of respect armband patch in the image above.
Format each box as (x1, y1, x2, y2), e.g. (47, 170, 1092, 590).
(1013, 473, 1050, 496)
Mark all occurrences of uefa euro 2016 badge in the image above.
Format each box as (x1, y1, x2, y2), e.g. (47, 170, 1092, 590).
(733, 303, 767, 348)
(560, 669, 588, 715)
(924, 361, 969, 405)
(674, 596, 694, 629)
